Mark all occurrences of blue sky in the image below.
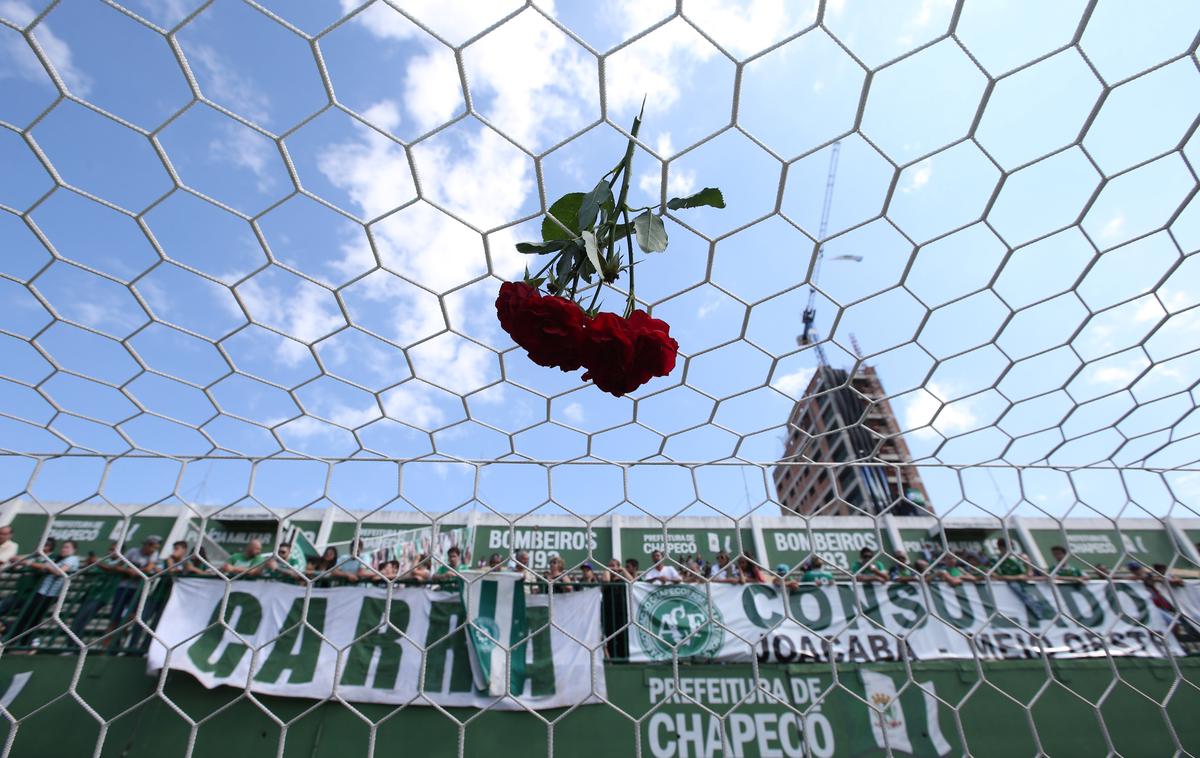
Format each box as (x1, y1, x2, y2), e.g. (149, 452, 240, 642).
(0, 0, 1198, 524)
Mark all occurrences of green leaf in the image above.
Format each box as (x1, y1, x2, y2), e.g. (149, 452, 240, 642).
(633, 210, 668, 253)
(516, 239, 567, 255)
(577, 180, 612, 232)
(581, 230, 603, 277)
(666, 187, 726, 211)
(542, 193, 585, 241)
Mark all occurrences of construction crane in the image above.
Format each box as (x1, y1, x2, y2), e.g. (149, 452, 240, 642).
(798, 140, 841, 368)
(794, 141, 893, 514)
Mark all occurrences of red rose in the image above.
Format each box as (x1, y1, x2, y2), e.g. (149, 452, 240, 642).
(496, 282, 588, 371)
(627, 310, 678, 386)
(580, 312, 639, 396)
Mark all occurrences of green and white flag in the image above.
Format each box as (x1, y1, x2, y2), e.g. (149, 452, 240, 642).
(860, 670, 952, 756)
(460, 571, 528, 697)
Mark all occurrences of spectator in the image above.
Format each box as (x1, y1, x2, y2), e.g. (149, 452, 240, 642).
(265, 542, 306, 580)
(603, 559, 630, 583)
(802, 556, 834, 586)
(513, 550, 541, 587)
(889, 551, 918, 583)
(435, 546, 463, 579)
(0, 525, 18, 567)
(314, 547, 339, 574)
(486, 553, 504, 570)
(379, 559, 400, 582)
(932, 555, 963, 585)
(1048, 545, 1084, 583)
(331, 541, 365, 583)
(163, 541, 189, 573)
(991, 539, 1033, 582)
(8, 539, 79, 645)
(773, 563, 800, 591)
(578, 563, 600, 584)
(624, 558, 640, 579)
(1094, 563, 1111, 579)
(222, 538, 268, 576)
(405, 554, 433, 583)
(913, 558, 931, 579)
(107, 536, 163, 641)
(1127, 562, 1146, 580)
(852, 548, 889, 583)
(709, 551, 739, 583)
(737, 556, 766, 584)
(186, 546, 213, 576)
(543, 556, 573, 593)
(305, 554, 319, 574)
(640, 550, 681, 584)
(70, 543, 123, 642)
(1151, 563, 1184, 588)
(681, 558, 705, 584)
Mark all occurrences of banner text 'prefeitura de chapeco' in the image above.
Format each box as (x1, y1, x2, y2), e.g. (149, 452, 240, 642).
(628, 580, 1200, 663)
(148, 578, 605, 710)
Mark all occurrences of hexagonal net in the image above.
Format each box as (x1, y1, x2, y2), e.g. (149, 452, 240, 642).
(0, 0, 1199, 756)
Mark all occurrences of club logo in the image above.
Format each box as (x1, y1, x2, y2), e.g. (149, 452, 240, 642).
(635, 585, 725, 660)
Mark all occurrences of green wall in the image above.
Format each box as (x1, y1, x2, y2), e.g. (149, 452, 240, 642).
(2, 656, 1196, 757)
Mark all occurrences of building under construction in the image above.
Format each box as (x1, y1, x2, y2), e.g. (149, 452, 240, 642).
(774, 364, 930, 516)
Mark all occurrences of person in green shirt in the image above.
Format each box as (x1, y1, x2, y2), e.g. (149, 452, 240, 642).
(263, 542, 306, 581)
(434, 546, 463, 578)
(889, 551, 919, 583)
(1049, 545, 1084, 583)
(801, 556, 835, 586)
(851, 548, 889, 583)
(433, 546, 464, 589)
(991, 539, 1033, 581)
(221, 539, 269, 577)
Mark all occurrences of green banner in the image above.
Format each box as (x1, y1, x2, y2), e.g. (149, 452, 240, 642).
(1, 656, 1198, 757)
(1026, 526, 1179, 571)
(9, 513, 176, 559)
(472, 524, 612, 571)
(762, 526, 884, 571)
(619, 526, 754, 563)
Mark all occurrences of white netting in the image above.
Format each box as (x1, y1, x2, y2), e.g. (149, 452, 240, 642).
(0, 0, 1199, 756)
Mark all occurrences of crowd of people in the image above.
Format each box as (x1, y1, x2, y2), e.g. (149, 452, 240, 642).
(0, 519, 1193, 651)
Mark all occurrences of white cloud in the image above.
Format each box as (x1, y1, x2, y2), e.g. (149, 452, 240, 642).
(562, 402, 585, 423)
(771, 367, 815, 399)
(1098, 212, 1125, 240)
(637, 132, 697, 199)
(304, 3, 606, 424)
(233, 275, 346, 367)
(188, 44, 270, 123)
(606, 14, 718, 115)
(683, 0, 809, 58)
(904, 382, 978, 439)
(210, 123, 277, 193)
(1088, 361, 1146, 387)
(901, 157, 933, 193)
(316, 101, 417, 220)
(0, 1, 92, 95)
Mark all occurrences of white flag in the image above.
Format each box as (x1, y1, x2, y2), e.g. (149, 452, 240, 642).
(862, 670, 913, 753)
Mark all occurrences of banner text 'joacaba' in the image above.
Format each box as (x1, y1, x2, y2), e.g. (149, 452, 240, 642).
(148, 578, 606, 710)
(628, 580, 1200, 663)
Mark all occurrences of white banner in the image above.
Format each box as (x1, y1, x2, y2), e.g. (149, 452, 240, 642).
(628, 580, 1200, 663)
(149, 578, 605, 710)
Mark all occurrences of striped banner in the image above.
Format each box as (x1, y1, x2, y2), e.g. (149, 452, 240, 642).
(460, 571, 529, 696)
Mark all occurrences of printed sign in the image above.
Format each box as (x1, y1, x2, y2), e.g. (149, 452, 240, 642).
(1026, 528, 1179, 572)
(762, 527, 883, 571)
(619, 527, 754, 563)
(628, 581, 1199, 664)
(472, 525, 612, 570)
(149, 578, 605, 710)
